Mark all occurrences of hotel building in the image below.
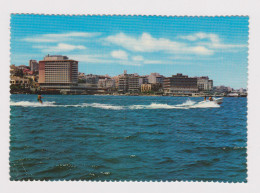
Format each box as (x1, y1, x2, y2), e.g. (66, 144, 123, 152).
(163, 73, 198, 94)
(38, 55, 78, 89)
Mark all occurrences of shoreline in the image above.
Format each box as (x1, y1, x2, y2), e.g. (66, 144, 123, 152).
(10, 93, 247, 97)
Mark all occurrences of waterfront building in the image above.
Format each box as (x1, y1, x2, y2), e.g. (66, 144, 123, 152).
(129, 76, 139, 92)
(214, 85, 230, 93)
(29, 60, 39, 72)
(141, 83, 161, 93)
(239, 88, 244, 93)
(227, 87, 233, 92)
(197, 76, 213, 91)
(10, 76, 30, 88)
(85, 74, 99, 87)
(139, 76, 149, 86)
(148, 73, 164, 84)
(98, 78, 115, 88)
(111, 76, 119, 89)
(163, 73, 198, 94)
(78, 72, 85, 79)
(38, 55, 78, 89)
(141, 84, 152, 92)
(118, 70, 140, 93)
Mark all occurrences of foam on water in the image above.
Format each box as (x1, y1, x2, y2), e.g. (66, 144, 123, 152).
(129, 100, 220, 109)
(10, 99, 220, 109)
(191, 101, 220, 108)
(10, 101, 124, 110)
(10, 101, 57, 107)
(81, 103, 124, 110)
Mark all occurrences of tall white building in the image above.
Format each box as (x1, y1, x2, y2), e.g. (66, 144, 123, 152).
(197, 76, 213, 91)
(38, 55, 78, 88)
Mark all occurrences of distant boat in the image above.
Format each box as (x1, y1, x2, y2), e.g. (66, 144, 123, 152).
(227, 93, 239, 97)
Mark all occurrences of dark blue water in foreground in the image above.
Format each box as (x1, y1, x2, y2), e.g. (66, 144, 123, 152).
(10, 94, 247, 182)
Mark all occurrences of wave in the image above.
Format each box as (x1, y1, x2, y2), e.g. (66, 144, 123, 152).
(10, 101, 57, 107)
(129, 100, 220, 109)
(10, 100, 220, 110)
(81, 103, 124, 110)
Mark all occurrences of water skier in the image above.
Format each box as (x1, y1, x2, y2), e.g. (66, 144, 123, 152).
(37, 94, 44, 104)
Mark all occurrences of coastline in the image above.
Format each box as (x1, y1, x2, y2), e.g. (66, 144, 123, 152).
(10, 92, 247, 97)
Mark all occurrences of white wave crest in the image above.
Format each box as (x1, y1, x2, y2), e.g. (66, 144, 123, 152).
(10, 100, 220, 109)
(129, 103, 185, 109)
(175, 99, 196, 107)
(191, 101, 220, 108)
(81, 103, 124, 110)
(10, 101, 57, 107)
(130, 100, 220, 109)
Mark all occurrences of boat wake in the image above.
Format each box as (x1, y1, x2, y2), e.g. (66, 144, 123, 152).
(10, 101, 57, 107)
(129, 100, 219, 109)
(10, 100, 220, 110)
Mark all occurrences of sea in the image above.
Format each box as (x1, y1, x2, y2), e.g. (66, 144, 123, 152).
(9, 94, 247, 182)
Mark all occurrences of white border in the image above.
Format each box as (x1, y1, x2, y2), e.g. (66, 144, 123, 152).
(1, 0, 260, 192)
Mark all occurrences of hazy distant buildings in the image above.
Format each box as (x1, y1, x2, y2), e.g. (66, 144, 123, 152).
(29, 60, 39, 72)
(38, 55, 78, 89)
(12, 53, 245, 96)
(214, 85, 229, 93)
(84, 74, 99, 87)
(163, 73, 198, 94)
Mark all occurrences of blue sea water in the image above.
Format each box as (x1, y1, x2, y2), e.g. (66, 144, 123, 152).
(9, 94, 247, 182)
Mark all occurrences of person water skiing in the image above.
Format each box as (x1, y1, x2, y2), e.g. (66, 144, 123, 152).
(204, 96, 207, 101)
(37, 94, 43, 104)
(209, 96, 213, 101)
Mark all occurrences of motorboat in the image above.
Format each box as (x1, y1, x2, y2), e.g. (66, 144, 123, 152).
(212, 97, 223, 105)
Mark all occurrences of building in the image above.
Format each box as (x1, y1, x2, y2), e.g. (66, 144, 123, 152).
(10, 76, 30, 88)
(10, 64, 18, 75)
(148, 73, 164, 84)
(163, 73, 198, 94)
(128, 76, 139, 92)
(29, 60, 39, 72)
(141, 84, 152, 92)
(139, 76, 149, 86)
(118, 70, 140, 93)
(197, 76, 213, 91)
(111, 76, 119, 89)
(85, 74, 99, 87)
(213, 85, 230, 93)
(18, 65, 30, 70)
(38, 55, 78, 89)
(98, 78, 115, 88)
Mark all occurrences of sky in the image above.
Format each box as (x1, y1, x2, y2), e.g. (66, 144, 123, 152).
(10, 15, 248, 89)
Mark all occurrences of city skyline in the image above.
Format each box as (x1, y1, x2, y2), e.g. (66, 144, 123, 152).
(11, 15, 248, 89)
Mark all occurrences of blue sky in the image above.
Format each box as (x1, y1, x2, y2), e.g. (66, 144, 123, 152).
(11, 15, 248, 89)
